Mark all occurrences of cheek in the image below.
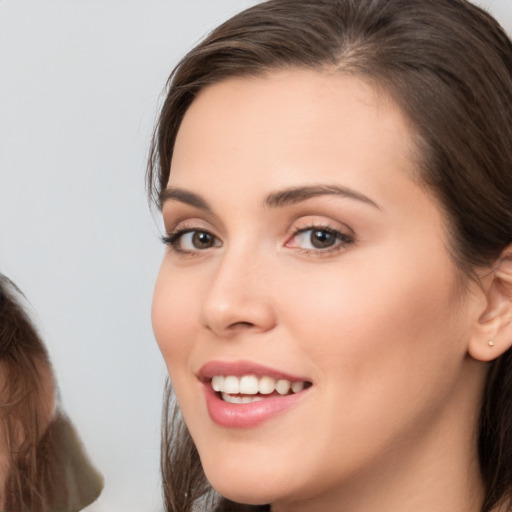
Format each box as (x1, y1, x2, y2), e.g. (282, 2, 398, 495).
(151, 265, 197, 374)
(283, 247, 466, 399)
(270, 254, 469, 479)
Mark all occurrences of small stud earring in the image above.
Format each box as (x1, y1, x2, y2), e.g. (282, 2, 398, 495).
(489, 340, 495, 348)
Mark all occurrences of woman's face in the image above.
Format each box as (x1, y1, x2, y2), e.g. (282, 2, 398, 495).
(152, 70, 486, 510)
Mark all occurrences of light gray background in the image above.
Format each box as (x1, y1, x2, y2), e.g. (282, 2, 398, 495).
(0, 1, 511, 510)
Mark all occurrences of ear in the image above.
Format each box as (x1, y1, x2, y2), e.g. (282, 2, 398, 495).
(468, 246, 512, 362)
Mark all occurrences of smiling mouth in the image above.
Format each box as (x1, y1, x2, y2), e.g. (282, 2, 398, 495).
(211, 375, 313, 404)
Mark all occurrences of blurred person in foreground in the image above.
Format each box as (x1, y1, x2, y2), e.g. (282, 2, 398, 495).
(0, 274, 103, 511)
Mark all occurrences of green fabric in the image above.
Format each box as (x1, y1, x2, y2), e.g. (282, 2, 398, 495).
(37, 412, 103, 512)
(3, 411, 104, 512)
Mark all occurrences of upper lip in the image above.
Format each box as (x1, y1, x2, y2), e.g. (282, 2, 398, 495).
(197, 360, 311, 384)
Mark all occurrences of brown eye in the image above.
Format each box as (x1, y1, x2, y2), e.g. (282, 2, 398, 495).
(286, 226, 354, 254)
(191, 231, 215, 249)
(163, 229, 221, 253)
(310, 229, 336, 249)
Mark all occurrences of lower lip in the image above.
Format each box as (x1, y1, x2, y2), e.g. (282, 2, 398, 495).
(203, 383, 308, 428)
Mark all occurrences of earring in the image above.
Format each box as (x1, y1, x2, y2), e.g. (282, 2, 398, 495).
(488, 340, 495, 348)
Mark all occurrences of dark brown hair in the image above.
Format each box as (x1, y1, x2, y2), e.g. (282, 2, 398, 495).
(0, 275, 103, 511)
(147, 1, 512, 511)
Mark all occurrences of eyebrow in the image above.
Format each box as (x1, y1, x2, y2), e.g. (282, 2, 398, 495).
(159, 184, 380, 211)
(265, 185, 380, 209)
(159, 187, 212, 211)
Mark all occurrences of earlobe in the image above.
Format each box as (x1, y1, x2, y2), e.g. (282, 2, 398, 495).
(468, 248, 512, 363)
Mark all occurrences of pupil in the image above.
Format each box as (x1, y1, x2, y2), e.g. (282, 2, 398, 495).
(311, 229, 334, 248)
(193, 231, 213, 248)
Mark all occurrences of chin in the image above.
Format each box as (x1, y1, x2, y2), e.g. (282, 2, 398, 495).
(210, 483, 277, 507)
(203, 458, 294, 506)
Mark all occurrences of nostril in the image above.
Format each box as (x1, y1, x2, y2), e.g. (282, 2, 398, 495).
(229, 321, 255, 329)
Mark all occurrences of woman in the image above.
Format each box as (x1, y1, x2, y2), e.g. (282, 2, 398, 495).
(148, 0, 512, 511)
(0, 275, 103, 511)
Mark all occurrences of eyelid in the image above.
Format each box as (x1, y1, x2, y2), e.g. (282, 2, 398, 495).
(286, 216, 354, 238)
(161, 202, 223, 234)
(162, 228, 222, 254)
(161, 219, 222, 254)
(162, 215, 218, 238)
(284, 218, 355, 255)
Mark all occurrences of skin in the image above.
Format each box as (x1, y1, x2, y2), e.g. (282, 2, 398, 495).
(152, 69, 503, 512)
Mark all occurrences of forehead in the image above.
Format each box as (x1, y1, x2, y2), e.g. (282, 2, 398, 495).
(170, 69, 418, 189)
(173, 69, 411, 162)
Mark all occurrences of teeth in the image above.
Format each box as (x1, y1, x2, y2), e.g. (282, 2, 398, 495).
(222, 393, 265, 404)
(240, 375, 259, 394)
(211, 374, 308, 399)
(291, 381, 305, 393)
(212, 375, 224, 392)
(223, 376, 240, 394)
(259, 376, 276, 394)
(276, 379, 291, 395)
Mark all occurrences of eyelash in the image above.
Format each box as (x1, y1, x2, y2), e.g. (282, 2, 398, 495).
(285, 225, 354, 255)
(161, 224, 354, 256)
(161, 227, 220, 255)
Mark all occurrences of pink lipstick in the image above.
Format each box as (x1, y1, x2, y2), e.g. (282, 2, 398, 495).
(198, 360, 312, 428)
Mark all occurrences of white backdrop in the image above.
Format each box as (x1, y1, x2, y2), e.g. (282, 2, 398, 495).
(0, 1, 511, 511)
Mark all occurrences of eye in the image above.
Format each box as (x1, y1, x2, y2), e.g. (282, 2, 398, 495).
(286, 227, 353, 252)
(298, 229, 337, 249)
(162, 229, 221, 253)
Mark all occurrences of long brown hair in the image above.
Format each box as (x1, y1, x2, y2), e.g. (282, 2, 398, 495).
(0, 275, 103, 511)
(147, 1, 512, 511)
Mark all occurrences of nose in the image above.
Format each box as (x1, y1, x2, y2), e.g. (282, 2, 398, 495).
(200, 249, 277, 337)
